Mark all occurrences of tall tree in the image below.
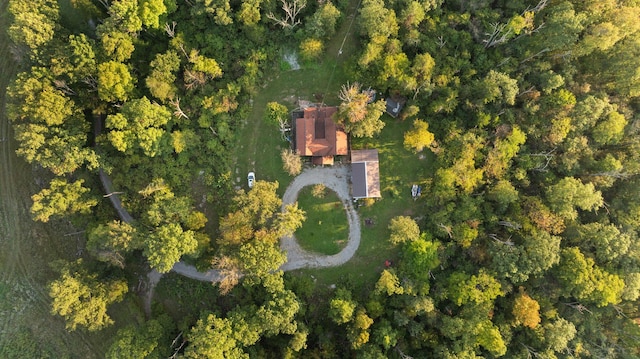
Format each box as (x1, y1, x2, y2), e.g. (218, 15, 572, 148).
(7, 0, 59, 59)
(335, 82, 387, 138)
(98, 61, 135, 102)
(87, 220, 140, 268)
(30, 178, 97, 223)
(545, 177, 603, 220)
(144, 223, 198, 273)
(7, 68, 99, 174)
(403, 119, 435, 153)
(556, 247, 625, 307)
(512, 289, 541, 328)
(106, 315, 174, 359)
(388, 216, 420, 245)
(106, 96, 172, 157)
(49, 260, 128, 331)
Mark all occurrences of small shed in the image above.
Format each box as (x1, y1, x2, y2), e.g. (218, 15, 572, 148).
(385, 97, 405, 118)
(351, 149, 381, 199)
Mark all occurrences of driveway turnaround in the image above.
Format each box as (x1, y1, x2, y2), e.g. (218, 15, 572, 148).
(280, 165, 361, 271)
(98, 157, 361, 316)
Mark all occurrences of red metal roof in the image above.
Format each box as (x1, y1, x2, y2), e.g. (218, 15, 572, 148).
(295, 106, 348, 159)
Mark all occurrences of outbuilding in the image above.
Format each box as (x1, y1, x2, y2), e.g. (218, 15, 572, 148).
(351, 149, 381, 199)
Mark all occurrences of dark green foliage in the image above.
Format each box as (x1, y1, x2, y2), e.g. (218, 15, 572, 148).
(7, 0, 640, 357)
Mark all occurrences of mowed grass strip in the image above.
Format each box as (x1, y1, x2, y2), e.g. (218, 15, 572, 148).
(295, 186, 349, 255)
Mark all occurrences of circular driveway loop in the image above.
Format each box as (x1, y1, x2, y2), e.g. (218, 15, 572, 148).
(280, 165, 361, 271)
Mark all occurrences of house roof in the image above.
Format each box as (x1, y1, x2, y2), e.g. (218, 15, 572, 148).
(351, 149, 381, 199)
(385, 97, 405, 118)
(295, 106, 348, 158)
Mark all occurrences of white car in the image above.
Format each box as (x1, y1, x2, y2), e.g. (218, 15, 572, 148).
(247, 172, 255, 188)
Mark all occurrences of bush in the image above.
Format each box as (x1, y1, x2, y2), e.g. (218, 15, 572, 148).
(299, 38, 324, 62)
(312, 184, 326, 198)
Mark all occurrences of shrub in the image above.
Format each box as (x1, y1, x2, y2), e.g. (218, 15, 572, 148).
(299, 38, 324, 62)
(312, 184, 326, 198)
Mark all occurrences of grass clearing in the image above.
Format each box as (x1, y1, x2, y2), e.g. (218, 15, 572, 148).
(231, 0, 360, 195)
(231, 0, 436, 295)
(0, 2, 132, 357)
(295, 186, 349, 255)
(286, 117, 436, 294)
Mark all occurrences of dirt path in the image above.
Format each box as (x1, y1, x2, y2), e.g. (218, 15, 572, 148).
(0, 75, 102, 357)
(120, 166, 361, 316)
(280, 165, 361, 270)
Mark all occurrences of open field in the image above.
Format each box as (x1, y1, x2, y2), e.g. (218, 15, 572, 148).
(0, 2, 128, 357)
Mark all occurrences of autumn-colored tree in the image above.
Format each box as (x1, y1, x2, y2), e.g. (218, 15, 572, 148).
(512, 289, 541, 328)
(281, 148, 302, 176)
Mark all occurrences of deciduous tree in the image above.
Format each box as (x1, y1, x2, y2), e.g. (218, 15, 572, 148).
(49, 260, 128, 331)
(546, 177, 603, 220)
(556, 247, 625, 307)
(106, 96, 172, 156)
(512, 290, 541, 328)
(31, 178, 97, 223)
(144, 223, 198, 273)
(388, 216, 420, 245)
(98, 61, 135, 102)
(87, 220, 140, 268)
(7, 0, 59, 59)
(281, 148, 302, 176)
(403, 119, 435, 153)
(335, 83, 387, 138)
(106, 315, 173, 358)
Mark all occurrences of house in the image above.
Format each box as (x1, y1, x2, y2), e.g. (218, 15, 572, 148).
(351, 149, 381, 199)
(294, 106, 348, 165)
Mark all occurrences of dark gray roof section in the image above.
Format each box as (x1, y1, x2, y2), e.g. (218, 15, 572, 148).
(385, 97, 404, 118)
(352, 162, 367, 198)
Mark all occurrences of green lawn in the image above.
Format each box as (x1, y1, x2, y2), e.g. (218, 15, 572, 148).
(295, 186, 349, 255)
(231, 0, 360, 196)
(288, 117, 436, 291)
(230, 0, 438, 292)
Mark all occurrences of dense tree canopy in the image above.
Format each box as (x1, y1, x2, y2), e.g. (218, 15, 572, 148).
(7, 0, 640, 357)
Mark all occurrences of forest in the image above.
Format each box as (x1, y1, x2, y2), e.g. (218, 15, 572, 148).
(3, 0, 640, 357)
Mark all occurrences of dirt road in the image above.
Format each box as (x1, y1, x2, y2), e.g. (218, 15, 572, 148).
(157, 165, 362, 278)
(0, 82, 104, 356)
(279, 165, 361, 270)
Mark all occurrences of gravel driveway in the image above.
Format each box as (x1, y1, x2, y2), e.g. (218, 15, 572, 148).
(280, 165, 361, 270)
(99, 159, 360, 314)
